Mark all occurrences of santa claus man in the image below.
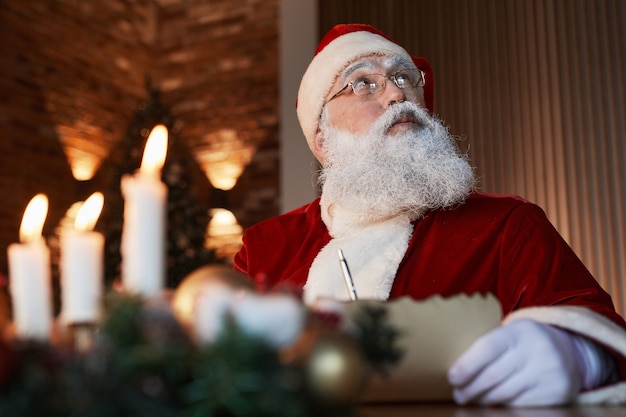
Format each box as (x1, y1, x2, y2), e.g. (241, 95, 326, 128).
(234, 23, 626, 406)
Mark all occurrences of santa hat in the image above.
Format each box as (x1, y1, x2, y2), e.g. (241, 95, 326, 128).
(296, 23, 434, 154)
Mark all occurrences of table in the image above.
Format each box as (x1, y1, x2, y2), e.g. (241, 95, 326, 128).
(358, 402, 626, 417)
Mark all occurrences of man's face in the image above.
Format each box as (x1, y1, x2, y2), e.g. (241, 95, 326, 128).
(322, 55, 427, 138)
(314, 55, 474, 221)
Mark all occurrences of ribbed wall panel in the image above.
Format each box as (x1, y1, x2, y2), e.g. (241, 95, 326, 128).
(319, 0, 626, 316)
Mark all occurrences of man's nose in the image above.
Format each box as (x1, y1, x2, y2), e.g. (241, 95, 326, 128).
(382, 79, 406, 106)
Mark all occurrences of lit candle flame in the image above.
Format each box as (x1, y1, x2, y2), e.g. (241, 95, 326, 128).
(74, 192, 104, 232)
(19, 194, 48, 243)
(140, 124, 169, 177)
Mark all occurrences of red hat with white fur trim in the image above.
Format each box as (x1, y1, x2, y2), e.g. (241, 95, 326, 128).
(296, 23, 434, 154)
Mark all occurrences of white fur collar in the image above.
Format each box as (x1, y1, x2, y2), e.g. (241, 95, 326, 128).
(303, 199, 414, 305)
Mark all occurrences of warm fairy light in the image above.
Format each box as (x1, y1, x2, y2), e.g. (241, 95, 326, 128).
(55, 122, 108, 181)
(70, 153, 100, 181)
(140, 124, 169, 177)
(198, 129, 254, 191)
(206, 161, 243, 190)
(19, 194, 49, 243)
(74, 192, 104, 232)
(206, 208, 243, 262)
(207, 208, 243, 237)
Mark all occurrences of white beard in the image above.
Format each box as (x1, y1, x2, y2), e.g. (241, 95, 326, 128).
(304, 102, 475, 305)
(318, 102, 474, 226)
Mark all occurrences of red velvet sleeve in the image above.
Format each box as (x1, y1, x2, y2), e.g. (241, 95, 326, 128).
(497, 202, 624, 327)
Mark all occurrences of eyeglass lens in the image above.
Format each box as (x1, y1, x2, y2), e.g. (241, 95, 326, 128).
(350, 69, 424, 96)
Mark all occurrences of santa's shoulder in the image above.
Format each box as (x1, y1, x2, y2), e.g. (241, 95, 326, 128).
(243, 198, 325, 236)
(435, 191, 549, 224)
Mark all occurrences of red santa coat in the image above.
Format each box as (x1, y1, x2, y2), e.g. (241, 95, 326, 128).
(234, 192, 626, 403)
(235, 192, 622, 325)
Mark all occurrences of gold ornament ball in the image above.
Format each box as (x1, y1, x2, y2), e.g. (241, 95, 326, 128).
(305, 332, 369, 405)
(171, 265, 253, 328)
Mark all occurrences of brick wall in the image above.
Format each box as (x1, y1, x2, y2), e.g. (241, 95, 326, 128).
(154, 0, 280, 226)
(0, 0, 280, 276)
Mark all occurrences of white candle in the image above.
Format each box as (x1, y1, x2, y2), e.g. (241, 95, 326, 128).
(120, 124, 168, 296)
(7, 194, 53, 341)
(60, 192, 105, 324)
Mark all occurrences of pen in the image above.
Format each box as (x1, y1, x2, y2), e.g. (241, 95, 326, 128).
(338, 249, 358, 301)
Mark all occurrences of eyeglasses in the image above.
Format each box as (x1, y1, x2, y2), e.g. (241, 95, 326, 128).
(326, 69, 426, 104)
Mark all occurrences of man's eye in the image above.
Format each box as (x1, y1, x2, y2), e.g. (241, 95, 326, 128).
(395, 72, 411, 87)
(352, 77, 377, 94)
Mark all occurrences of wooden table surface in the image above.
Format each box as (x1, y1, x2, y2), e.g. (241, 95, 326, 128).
(358, 402, 626, 417)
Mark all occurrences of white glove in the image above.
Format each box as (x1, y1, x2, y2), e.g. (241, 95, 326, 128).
(447, 319, 611, 407)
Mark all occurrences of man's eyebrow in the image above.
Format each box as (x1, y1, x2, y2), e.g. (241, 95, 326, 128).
(340, 56, 414, 83)
(384, 55, 413, 70)
(341, 61, 377, 82)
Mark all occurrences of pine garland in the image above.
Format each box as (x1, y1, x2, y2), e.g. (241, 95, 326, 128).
(0, 292, 400, 416)
(350, 303, 404, 375)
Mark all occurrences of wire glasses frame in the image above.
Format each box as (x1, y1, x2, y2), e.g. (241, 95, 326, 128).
(326, 68, 426, 104)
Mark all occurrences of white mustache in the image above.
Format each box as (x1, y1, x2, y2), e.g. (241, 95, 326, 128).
(375, 102, 433, 134)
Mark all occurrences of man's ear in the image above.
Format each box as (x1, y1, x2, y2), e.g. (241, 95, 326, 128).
(312, 130, 327, 165)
